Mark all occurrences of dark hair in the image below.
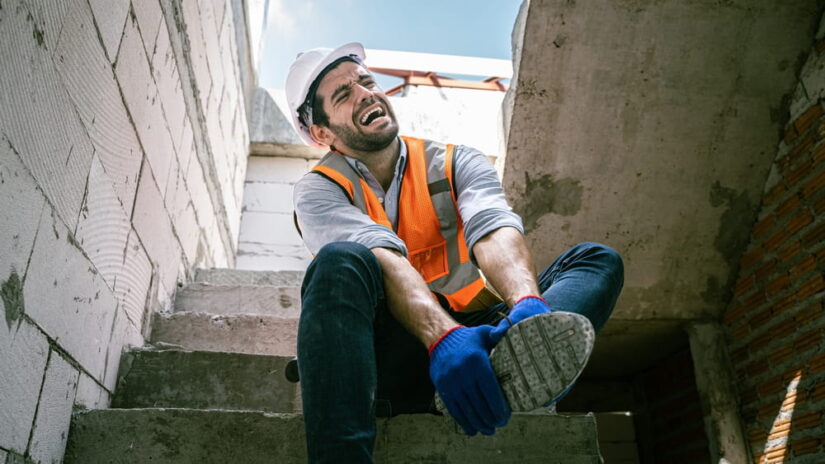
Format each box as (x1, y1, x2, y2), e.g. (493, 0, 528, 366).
(298, 55, 363, 129)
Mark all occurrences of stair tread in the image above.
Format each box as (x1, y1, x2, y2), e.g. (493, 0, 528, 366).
(174, 283, 301, 316)
(194, 268, 305, 287)
(66, 409, 602, 463)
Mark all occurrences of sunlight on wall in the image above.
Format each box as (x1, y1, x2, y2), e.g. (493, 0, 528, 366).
(757, 369, 803, 464)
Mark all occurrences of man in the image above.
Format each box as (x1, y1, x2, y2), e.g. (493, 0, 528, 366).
(285, 43, 624, 463)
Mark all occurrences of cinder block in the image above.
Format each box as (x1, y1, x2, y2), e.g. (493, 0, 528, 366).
(111, 349, 299, 412)
(174, 283, 301, 317)
(132, 0, 163, 58)
(113, 228, 152, 333)
(75, 155, 132, 291)
(23, 207, 118, 382)
(152, 18, 187, 155)
(243, 182, 295, 214)
(236, 243, 312, 272)
(0, 140, 46, 279)
(0, 319, 49, 452)
(87, 0, 129, 62)
(132, 162, 183, 292)
(74, 372, 110, 410)
(239, 212, 303, 246)
(186, 156, 218, 232)
(198, 0, 225, 110)
(180, 0, 212, 109)
(176, 202, 201, 264)
(54, 0, 142, 213)
(0, 0, 95, 232)
(23, 0, 71, 53)
(115, 14, 175, 194)
(176, 116, 195, 174)
(103, 307, 145, 391)
(151, 312, 298, 356)
(245, 157, 311, 184)
(28, 352, 79, 463)
(211, 0, 227, 33)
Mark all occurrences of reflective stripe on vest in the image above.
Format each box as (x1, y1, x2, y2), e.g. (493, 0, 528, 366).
(311, 136, 501, 312)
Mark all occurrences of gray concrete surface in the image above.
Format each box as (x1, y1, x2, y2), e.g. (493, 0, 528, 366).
(174, 283, 302, 316)
(111, 349, 299, 413)
(65, 409, 601, 463)
(249, 87, 327, 158)
(195, 268, 305, 287)
(150, 312, 299, 356)
(504, 0, 824, 375)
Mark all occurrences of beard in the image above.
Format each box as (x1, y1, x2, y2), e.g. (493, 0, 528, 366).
(328, 99, 399, 152)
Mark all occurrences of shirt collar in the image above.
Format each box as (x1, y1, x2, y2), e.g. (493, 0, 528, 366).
(341, 136, 407, 181)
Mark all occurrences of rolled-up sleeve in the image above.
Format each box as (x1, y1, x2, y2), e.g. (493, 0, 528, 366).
(453, 145, 524, 258)
(293, 172, 408, 256)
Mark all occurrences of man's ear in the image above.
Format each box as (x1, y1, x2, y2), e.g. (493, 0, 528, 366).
(309, 124, 334, 147)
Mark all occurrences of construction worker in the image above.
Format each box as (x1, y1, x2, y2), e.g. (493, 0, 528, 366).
(285, 42, 624, 463)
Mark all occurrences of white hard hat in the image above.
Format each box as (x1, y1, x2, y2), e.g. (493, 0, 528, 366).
(285, 42, 366, 147)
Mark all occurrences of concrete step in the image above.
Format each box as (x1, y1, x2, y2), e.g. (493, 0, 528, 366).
(65, 409, 602, 463)
(111, 348, 300, 413)
(150, 312, 299, 356)
(194, 268, 304, 286)
(174, 282, 301, 316)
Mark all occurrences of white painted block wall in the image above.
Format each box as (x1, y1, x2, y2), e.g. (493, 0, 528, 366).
(0, 0, 253, 460)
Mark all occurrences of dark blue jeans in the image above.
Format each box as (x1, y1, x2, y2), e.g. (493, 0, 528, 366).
(297, 241, 624, 463)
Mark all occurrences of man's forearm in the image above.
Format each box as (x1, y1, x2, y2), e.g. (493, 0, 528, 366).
(473, 227, 541, 308)
(371, 247, 458, 347)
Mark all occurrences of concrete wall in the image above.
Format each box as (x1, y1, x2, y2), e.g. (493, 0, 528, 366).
(722, 21, 825, 462)
(0, 0, 251, 460)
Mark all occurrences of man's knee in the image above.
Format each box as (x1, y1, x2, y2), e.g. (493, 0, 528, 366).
(313, 241, 377, 269)
(573, 242, 624, 284)
(303, 241, 383, 296)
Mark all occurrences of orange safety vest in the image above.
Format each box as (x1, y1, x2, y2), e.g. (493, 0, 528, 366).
(310, 136, 502, 312)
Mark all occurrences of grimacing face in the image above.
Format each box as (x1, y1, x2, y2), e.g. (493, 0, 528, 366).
(312, 60, 399, 152)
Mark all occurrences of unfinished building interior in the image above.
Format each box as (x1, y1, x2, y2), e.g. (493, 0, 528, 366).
(1, 0, 825, 462)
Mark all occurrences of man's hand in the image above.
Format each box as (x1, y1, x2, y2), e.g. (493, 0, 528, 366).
(489, 295, 551, 343)
(428, 325, 511, 436)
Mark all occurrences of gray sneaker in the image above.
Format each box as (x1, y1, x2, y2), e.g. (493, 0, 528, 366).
(436, 311, 595, 417)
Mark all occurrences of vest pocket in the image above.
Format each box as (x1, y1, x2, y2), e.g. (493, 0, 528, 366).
(408, 240, 449, 283)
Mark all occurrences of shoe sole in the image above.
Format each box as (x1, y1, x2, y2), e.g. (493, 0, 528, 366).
(490, 311, 594, 411)
(435, 312, 595, 415)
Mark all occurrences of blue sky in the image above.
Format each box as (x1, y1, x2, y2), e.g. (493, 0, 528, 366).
(258, 0, 523, 90)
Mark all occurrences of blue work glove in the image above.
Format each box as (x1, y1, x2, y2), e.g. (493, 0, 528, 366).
(489, 296, 551, 343)
(429, 325, 511, 436)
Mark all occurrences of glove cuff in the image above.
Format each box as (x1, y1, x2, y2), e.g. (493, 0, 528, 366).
(514, 295, 547, 306)
(428, 325, 466, 356)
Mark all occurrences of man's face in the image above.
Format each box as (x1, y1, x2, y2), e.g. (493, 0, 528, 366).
(313, 61, 399, 152)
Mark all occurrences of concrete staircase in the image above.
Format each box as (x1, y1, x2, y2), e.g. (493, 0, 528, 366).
(63, 269, 604, 463)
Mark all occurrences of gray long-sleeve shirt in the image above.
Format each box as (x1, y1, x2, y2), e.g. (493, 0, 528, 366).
(293, 137, 523, 260)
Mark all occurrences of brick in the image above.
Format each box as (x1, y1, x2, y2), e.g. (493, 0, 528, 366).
(793, 104, 824, 135)
(786, 209, 813, 235)
(790, 255, 817, 281)
(115, 15, 174, 196)
(731, 347, 749, 364)
(75, 155, 132, 291)
(758, 376, 785, 398)
(745, 358, 769, 377)
(793, 329, 821, 353)
(801, 222, 825, 248)
(813, 142, 825, 163)
(770, 317, 797, 341)
(775, 194, 800, 220)
(755, 259, 778, 283)
(741, 247, 765, 270)
(0, 319, 49, 452)
(87, 0, 130, 62)
(724, 303, 746, 324)
(792, 436, 820, 456)
(803, 168, 825, 198)
(786, 159, 813, 189)
(740, 387, 759, 405)
(765, 274, 790, 297)
(793, 301, 823, 327)
(784, 123, 799, 144)
(763, 182, 788, 207)
(757, 402, 780, 420)
(749, 308, 773, 330)
(28, 352, 79, 463)
(772, 292, 798, 315)
(734, 274, 755, 297)
(23, 207, 118, 382)
(752, 214, 776, 239)
(763, 228, 787, 252)
(780, 389, 802, 412)
(778, 240, 801, 263)
(818, 38, 825, 53)
(744, 290, 768, 312)
(54, 1, 142, 213)
(0, 1, 95, 232)
(812, 383, 825, 402)
(764, 445, 788, 462)
(795, 410, 822, 430)
(815, 194, 825, 215)
(796, 274, 825, 301)
(788, 135, 815, 167)
(769, 345, 794, 366)
(731, 322, 751, 342)
(810, 352, 825, 374)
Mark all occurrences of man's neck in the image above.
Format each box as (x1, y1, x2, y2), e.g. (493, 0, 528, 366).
(343, 137, 401, 192)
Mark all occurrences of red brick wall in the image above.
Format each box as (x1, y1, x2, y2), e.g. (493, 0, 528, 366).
(722, 99, 825, 463)
(638, 349, 712, 464)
